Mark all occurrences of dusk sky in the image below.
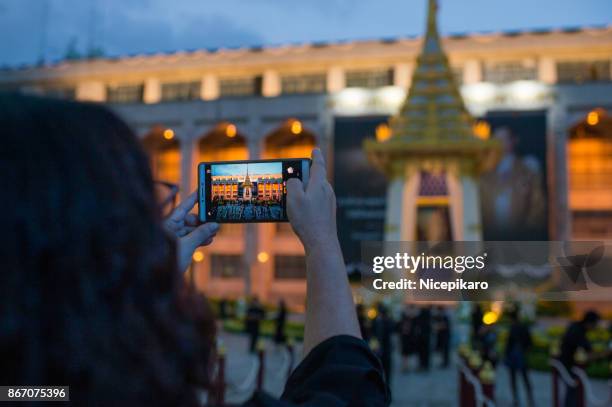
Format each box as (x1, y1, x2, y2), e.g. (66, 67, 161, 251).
(212, 162, 281, 177)
(0, 0, 610, 67)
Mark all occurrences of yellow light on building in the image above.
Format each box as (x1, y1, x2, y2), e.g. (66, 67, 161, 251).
(290, 120, 302, 135)
(163, 128, 175, 140)
(482, 311, 499, 325)
(375, 123, 392, 142)
(257, 251, 269, 263)
(366, 307, 378, 320)
(473, 120, 491, 140)
(226, 124, 237, 138)
(587, 110, 600, 126)
(192, 250, 204, 262)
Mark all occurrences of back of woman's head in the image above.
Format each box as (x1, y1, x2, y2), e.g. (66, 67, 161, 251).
(0, 93, 213, 404)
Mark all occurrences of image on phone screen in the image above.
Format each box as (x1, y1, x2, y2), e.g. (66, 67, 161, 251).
(198, 159, 310, 223)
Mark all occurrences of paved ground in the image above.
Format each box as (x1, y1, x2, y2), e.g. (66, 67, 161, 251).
(217, 331, 610, 406)
(217, 331, 295, 404)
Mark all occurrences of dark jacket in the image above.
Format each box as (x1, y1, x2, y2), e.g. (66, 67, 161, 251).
(242, 335, 391, 406)
(560, 321, 591, 369)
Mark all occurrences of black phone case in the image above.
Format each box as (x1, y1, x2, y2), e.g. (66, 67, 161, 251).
(198, 158, 310, 223)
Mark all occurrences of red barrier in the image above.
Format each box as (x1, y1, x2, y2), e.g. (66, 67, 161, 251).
(459, 366, 467, 407)
(479, 361, 495, 402)
(256, 341, 265, 391)
(215, 352, 226, 405)
(576, 378, 585, 407)
(549, 358, 582, 407)
(574, 348, 588, 407)
(551, 364, 559, 407)
(466, 351, 482, 407)
(458, 350, 498, 407)
(457, 345, 470, 407)
(550, 341, 560, 407)
(286, 339, 295, 381)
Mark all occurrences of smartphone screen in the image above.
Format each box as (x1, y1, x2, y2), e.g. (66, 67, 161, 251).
(198, 158, 310, 223)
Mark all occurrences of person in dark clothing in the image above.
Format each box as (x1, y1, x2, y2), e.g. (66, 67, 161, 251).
(479, 323, 498, 365)
(274, 299, 288, 347)
(471, 304, 484, 347)
(504, 309, 534, 407)
(433, 306, 451, 368)
(415, 307, 432, 371)
(244, 336, 389, 407)
(356, 303, 371, 342)
(1, 96, 390, 406)
(246, 296, 266, 353)
(560, 310, 602, 407)
(560, 310, 600, 369)
(1, 95, 222, 404)
(398, 304, 416, 372)
(372, 304, 394, 383)
(218, 298, 229, 320)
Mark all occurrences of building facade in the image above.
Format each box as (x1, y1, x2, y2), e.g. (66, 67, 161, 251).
(211, 174, 283, 202)
(2, 25, 612, 308)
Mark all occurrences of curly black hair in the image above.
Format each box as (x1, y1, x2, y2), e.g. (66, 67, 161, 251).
(0, 93, 215, 405)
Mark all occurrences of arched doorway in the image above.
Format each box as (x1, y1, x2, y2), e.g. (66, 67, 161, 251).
(263, 119, 317, 159)
(142, 126, 181, 184)
(199, 122, 248, 162)
(567, 108, 612, 239)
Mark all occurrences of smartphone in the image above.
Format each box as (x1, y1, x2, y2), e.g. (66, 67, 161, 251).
(198, 158, 311, 223)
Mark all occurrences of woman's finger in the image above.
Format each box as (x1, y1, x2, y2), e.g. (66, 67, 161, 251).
(169, 191, 198, 222)
(182, 222, 219, 252)
(177, 226, 196, 237)
(308, 148, 326, 183)
(185, 213, 200, 227)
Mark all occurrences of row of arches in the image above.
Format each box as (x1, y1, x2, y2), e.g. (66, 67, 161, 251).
(567, 108, 612, 239)
(142, 118, 317, 186)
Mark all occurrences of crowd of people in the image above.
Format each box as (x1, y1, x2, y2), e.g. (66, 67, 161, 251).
(208, 291, 609, 407)
(212, 198, 283, 221)
(355, 304, 452, 383)
(351, 301, 610, 407)
(217, 297, 289, 354)
(469, 304, 610, 407)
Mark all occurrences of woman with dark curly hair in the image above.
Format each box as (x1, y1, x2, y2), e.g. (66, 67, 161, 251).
(0, 93, 390, 406)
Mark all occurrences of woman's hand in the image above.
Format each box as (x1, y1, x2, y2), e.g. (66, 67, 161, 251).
(286, 148, 361, 354)
(286, 148, 339, 254)
(164, 191, 219, 272)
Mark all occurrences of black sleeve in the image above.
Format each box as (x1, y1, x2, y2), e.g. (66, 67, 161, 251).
(279, 335, 391, 406)
(522, 325, 532, 350)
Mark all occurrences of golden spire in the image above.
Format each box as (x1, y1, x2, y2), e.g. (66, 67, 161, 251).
(243, 165, 252, 186)
(425, 0, 441, 49)
(364, 0, 499, 176)
(391, 0, 473, 141)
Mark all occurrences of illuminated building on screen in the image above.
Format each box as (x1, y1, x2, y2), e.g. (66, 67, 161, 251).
(212, 174, 282, 202)
(211, 177, 239, 200)
(2, 2, 611, 308)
